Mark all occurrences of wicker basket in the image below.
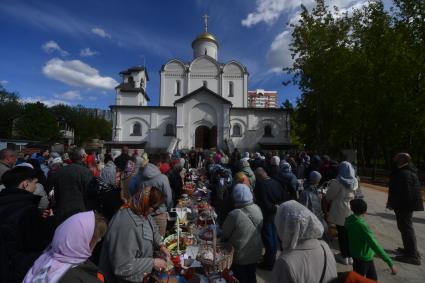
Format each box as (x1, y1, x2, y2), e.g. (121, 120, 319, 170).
(197, 243, 234, 273)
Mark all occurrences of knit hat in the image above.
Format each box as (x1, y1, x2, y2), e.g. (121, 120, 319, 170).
(309, 171, 322, 184)
(49, 157, 63, 167)
(232, 183, 253, 205)
(16, 162, 34, 169)
(243, 152, 250, 159)
(271, 156, 280, 166)
(50, 152, 61, 158)
(238, 159, 250, 169)
(280, 161, 292, 173)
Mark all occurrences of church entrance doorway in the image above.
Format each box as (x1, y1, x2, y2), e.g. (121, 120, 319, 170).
(195, 125, 217, 149)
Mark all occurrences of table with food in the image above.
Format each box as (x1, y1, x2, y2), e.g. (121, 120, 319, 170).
(151, 168, 237, 283)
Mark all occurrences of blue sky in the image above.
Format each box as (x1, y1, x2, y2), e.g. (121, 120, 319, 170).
(0, 0, 375, 109)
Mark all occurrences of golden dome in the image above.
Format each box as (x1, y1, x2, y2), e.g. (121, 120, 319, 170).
(191, 31, 219, 48)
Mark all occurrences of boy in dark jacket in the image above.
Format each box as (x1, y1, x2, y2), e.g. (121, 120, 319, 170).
(0, 167, 54, 283)
(345, 199, 397, 280)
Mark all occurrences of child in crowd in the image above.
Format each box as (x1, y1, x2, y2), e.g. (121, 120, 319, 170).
(345, 199, 397, 280)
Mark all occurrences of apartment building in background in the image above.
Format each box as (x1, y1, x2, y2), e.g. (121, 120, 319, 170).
(248, 89, 278, 108)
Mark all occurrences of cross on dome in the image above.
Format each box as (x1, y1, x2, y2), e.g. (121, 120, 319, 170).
(203, 14, 209, 32)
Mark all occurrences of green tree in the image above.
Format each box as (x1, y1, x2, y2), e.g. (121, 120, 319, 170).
(14, 102, 62, 143)
(0, 84, 23, 138)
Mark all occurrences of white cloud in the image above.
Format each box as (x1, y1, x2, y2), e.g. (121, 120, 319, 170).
(42, 40, 69, 56)
(42, 58, 118, 90)
(91, 27, 111, 39)
(242, 0, 315, 27)
(0, 80, 8, 85)
(21, 96, 69, 107)
(266, 30, 295, 69)
(244, 1, 370, 70)
(80, 47, 98, 57)
(54, 90, 82, 101)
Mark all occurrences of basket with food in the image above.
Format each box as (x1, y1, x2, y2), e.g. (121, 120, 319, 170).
(197, 243, 234, 273)
(164, 232, 196, 255)
(182, 182, 195, 196)
(197, 225, 222, 243)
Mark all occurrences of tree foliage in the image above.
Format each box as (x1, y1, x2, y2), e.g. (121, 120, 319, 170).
(0, 84, 112, 145)
(14, 102, 62, 143)
(0, 84, 23, 138)
(287, 0, 425, 168)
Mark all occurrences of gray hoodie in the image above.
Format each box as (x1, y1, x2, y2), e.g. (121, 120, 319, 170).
(99, 208, 162, 282)
(138, 163, 173, 214)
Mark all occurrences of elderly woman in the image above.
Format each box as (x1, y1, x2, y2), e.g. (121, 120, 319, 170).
(99, 186, 170, 282)
(325, 161, 358, 265)
(270, 201, 337, 283)
(24, 211, 107, 283)
(222, 184, 263, 283)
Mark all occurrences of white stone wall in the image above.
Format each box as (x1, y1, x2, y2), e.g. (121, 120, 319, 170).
(160, 57, 247, 107)
(222, 61, 246, 107)
(114, 107, 177, 150)
(188, 56, 220, 94)
(193, 41, 218, 60)
(229, 108, 290, 151)
(175, 90, 230, 149)
(160, 60, 187, 106)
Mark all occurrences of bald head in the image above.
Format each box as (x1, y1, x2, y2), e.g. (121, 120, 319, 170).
(394, 152, 411, 167)
(0, 148, 17, 167)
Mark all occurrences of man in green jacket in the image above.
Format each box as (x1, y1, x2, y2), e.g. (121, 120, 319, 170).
(345, 199, 397, 280)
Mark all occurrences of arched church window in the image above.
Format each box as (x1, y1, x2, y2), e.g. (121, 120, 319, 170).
(203, 81, 208, 88)
(128, 76, 135, 87)
(176, 80, 181, 96)
(131, 122, 142, 136)
(264, 125, 273, 137)
(229, 81, 234, 97)
(165, 124, 175, 136)
(232, 123, 242, 137)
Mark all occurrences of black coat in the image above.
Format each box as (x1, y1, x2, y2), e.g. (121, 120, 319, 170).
(255, 178, 290, 223)
(53, 162, 93, 225)
(0, 188, 54, 283)
(388, 164, 424, 212)
(167, 168, 183, 204)
(58, 260, 104, 283)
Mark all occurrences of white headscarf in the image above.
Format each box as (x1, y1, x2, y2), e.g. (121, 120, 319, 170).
(275, 200, 324, 250)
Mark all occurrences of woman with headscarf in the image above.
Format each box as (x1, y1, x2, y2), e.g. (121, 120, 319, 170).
(88, 161, 123, 221)
(278, 161, 299, 200)
(99, 186, 170, 282)
(270, 201, 337, 283)
(222, 184, 263, 283)
(23, 211, 107, 283)
(237, 159, 256, 189)
(325, 161, 358, 265)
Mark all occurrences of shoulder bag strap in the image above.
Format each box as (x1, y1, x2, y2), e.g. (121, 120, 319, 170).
(319, 244, 327, 283)
(240, 207, 256, 227)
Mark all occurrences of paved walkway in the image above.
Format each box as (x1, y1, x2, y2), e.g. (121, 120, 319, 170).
(256, 184, 425, 283)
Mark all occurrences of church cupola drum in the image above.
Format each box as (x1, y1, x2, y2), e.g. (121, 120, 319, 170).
(192, 15, 219, 60)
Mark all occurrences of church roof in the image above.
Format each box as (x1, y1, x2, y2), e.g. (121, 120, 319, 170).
(119, 66, 150, 81)
(191, 31, 219, 48)
(115, 83, 150, 101)
(174, 86, 231, 105)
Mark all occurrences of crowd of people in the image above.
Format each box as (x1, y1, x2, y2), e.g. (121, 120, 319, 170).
(0, 146, 423, 283)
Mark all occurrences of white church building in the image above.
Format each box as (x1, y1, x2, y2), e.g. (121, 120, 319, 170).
(109, 17, 291, 152)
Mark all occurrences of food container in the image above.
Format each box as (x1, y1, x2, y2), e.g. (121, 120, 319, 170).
(164, 232, 196, 255)
(197, 243, 234, 273)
